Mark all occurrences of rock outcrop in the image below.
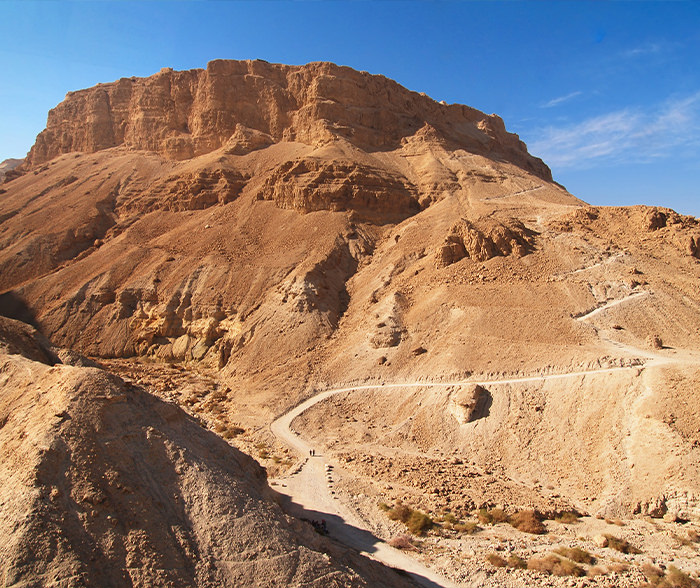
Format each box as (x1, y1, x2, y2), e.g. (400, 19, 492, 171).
(25, 60, 551, 181)
(0, 158, 23, 183)
(0, 317, 416, 588)
(435, 217, 537, 267)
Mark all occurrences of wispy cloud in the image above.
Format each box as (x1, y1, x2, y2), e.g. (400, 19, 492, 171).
(542, 91, 582, 109)
(528, 92, 700, 169)
(621, 42, 664, 59)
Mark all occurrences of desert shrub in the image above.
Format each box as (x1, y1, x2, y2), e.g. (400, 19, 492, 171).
(407, 510, 433, 535)
(378, 502, 391, 512)
(226, 426, 245, 436)
(507, 554, 527, 569)
(477, 508, 493, 525)
(527, 554, 584, 577)
(604, 534, 641, 554)
(490, 508, 509, 523)
(454, 522, 480, 535)
(666, 566, 700, 588)
(509, 510, 547, 534)
(608, 562, 629, 573)
(688, 529, 699, 543)
(587, 565, 607, 577)
(388, 503, 412, 523)
(442, 512, 457, 525)
(486, 553, 507, 567)
(642, 563, 666, 585)
(258, 449, 269, 459)
(555, 511, 580, 524)
(554, 546, 595, 564)
(388, 534, 416, 550)
(527, 555, 559, 574)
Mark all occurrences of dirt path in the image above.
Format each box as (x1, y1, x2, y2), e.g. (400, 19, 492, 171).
(269, 364, 651, 588)
(575, 290, 650, 322)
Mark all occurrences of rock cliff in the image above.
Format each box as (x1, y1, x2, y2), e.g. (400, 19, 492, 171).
(25, 60, 551, 181)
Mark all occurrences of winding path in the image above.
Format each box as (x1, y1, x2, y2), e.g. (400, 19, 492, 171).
(269, 364, 646, 588)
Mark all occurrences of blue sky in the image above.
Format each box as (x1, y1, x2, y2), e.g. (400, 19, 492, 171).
(1, 1, 699, 216)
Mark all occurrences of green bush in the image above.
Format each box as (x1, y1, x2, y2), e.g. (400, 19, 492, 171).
(388, 503, 412, 523)
(407, 510, 433, 535)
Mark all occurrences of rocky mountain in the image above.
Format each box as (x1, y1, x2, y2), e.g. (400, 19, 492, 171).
(1, 60, 700, 587)
(0, 158, 23, 182)
(0, 316, 417, 587)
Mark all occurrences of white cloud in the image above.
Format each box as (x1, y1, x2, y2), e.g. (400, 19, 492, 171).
(621, 42, 664, 59)
(542, 91, 582, 109)
(528, 92, 700, 169)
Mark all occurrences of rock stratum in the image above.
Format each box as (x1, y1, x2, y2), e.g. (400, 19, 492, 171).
(2, 60, 700, 587)
(25, 60, 551, 182)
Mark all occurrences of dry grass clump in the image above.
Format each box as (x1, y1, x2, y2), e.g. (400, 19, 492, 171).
(406, 510, 433, 535)
(222, 425, 245, 439)
(641, 563, 700, 588)
(387, 503, 412, 523)
(509, 510, 547, 534)
(453, 521, 480, 535)
(605, 517, 626, 526)
(527, 554, 585, 577)
(587, 565, 607, 577)
(477, 507, 509, 525)
(385, 502, 433, 535)
(604, 534, 641, 554)
(688, 529, 699, 543)
(666, 566, 700, 588)
(486, 553, 508, 567)
(487, 552, 527, 569)
(554, 546, 595, 564)
(507, 554, 527, 569)
(555, 511, 580, 524)
(440, 511, 457, 525)
(388, 534, 417, 551)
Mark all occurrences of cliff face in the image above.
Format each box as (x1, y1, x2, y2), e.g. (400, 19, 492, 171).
(26, 59, 551, 181)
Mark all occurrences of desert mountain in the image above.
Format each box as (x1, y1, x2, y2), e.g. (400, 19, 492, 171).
(0, 158, 23, 182)
(0, 315, 418, 587)
(1, 60, 700, 586)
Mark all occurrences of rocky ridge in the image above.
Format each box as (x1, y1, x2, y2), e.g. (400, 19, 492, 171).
(0, 315, 417, 588)
(24, 60, 551, 182)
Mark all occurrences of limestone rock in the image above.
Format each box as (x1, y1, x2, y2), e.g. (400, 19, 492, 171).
(257, 158, 420, 222)
(25, 60, 552, 183)
(451, 384, 492, 424)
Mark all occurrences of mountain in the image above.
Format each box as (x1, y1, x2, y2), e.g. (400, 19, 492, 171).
(0, 158, 23, 183)
(0, 315, 417, 587)
(1, 60, 700, 585)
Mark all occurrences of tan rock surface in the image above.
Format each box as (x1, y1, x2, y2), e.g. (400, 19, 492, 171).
(0, 316, 417, 587)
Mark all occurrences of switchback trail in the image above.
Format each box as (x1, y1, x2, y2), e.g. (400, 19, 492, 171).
(269, 364, 649, 588)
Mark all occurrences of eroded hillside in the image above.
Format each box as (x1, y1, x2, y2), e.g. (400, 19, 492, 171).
(2, 60, 700, 588)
